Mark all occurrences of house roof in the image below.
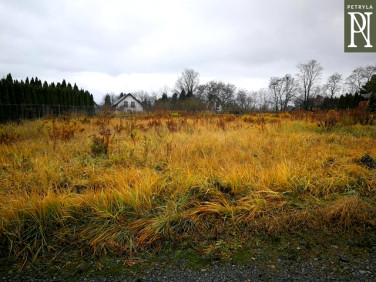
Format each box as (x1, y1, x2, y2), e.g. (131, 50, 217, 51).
(361, 92, 372, 100)
(112, 93, 143, 108)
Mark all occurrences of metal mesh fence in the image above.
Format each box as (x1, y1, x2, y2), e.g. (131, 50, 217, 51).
(0, 104, 96, 121)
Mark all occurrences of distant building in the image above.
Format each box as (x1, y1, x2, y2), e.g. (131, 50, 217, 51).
(361, 93, 372, 100)
(286, 105, 295, 112)
(112, 93, 144, 112)
(313, 95, 324, 108)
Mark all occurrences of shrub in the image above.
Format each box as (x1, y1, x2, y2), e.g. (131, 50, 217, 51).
(317, 110, 340, 130)
(347, 109, 375, 125)
(92, 116, 112, 156)
(113, 119, 125, 134)
(91, 135, 108, 157)
(368, 93, 376, 112)
(0, 128, 19, 145)
(148, 119, 163, 129)
(166, 119, 179, 132)
(47, 120, 82, 150)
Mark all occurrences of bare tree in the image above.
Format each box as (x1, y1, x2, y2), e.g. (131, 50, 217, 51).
(132, 90, 151, 102)
(218, 83, 236, 106)
(269, 77, 283, 112)
(236, 89, 254, 110)
(345, 65, 376, 93)
(296, 59, 323, 110)
(324, 73, 342, 98)
(363, 65, 376, 83)
(255, 88, 270, 112)
(346, 67, 366, 93)
(195, 84, 207, 101)
(246, 96, 255, 110)
(198, 80, 236, 110)
(175, 68, 200, 96)
(281, 74, 297, 111)
(158, 85, 171, 98)
(269, 74, 297, 112)
(132, 90, 148, 100)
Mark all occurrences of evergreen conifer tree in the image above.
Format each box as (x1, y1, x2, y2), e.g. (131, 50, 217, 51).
(2, 82, 10, 105)
(368, 93, 376, 112)
(179, 89, 186, 100)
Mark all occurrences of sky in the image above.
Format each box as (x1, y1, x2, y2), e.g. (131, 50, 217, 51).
(0, 0, 375, 103)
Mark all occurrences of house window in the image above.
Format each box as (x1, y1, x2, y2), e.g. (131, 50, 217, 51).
(124, 101, 128, 108)
(131, 101, 135, 108)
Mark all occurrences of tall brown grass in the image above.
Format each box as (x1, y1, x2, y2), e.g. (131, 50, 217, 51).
(0, 111, 375, 262)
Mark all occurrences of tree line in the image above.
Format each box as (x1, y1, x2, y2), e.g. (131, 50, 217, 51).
(0, 73, 95, 121)
(106, 69, 257, 113)
(0, 73, 94, 107)
(291, 61, 376, 111)
(106, 61, 376, 113)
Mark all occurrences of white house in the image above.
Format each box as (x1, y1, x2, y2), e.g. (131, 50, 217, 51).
(112, 93, 144, 112)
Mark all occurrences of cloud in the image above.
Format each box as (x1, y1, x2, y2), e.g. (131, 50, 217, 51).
(0, 0, 375, 102)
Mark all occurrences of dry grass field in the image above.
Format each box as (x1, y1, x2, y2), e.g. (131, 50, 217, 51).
(0, 111, 375, 265)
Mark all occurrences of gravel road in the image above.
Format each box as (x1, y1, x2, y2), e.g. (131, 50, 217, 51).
(78, 250, 376, 282)
(2, 247, 375, 282)
(2, 236, 375, 282)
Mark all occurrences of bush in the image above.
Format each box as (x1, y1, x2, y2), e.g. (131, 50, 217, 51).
(0, 128, 19, 145)
(367, 93, 376, 112)
(317, 110, 340, 130)
(347, 109, 375, 125)
(91, 135, 108, 157)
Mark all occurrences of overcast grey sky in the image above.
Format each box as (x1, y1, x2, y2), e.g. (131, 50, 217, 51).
(0, 0, 375, 102)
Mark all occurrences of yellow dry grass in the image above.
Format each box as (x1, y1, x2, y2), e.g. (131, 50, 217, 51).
(0, 112, 375, 260)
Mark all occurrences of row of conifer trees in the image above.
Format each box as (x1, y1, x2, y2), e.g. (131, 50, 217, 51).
(0, 73, 95, 121)
(0, 73, 94, 107)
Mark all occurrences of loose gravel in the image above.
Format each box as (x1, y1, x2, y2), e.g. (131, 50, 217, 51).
(2, 245, 375, 282)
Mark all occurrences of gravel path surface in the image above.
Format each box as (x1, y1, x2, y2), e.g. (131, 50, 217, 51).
(78, 251, 376, 282)
(78, 261, 375, 282)
(2, 236, 375, 282)
(2, 247, 375, 282)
